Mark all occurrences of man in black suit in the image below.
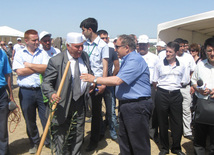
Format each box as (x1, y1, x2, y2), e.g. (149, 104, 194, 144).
(42, 32, 92, 155)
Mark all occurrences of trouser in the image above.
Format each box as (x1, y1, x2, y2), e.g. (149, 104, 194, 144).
(0, 87, 9, 155)
(180, 85, 192, 136)
(90, 91, 102, 143)
(155, 88, 183, 152)
(53, 96, 85, 155)
(19, 87, 49, 146)
(119, 98, 152, 155)
(102, 86, 118, 138)
(149, 85, 158, 140)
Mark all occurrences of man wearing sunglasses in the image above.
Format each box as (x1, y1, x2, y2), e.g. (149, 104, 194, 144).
(81, 34, 152, 155)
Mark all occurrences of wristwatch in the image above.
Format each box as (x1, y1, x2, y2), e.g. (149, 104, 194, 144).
(93, 77, 97, 84)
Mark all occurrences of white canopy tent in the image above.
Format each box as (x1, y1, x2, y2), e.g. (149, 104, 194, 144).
(157, 10, 214, 45)
(0, 26, 24, 44)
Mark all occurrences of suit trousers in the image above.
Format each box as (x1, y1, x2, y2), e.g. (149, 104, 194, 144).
(119, 98, 152, 155)
(53, 96, 85, 155)
(19, 87, 49, 146)
(0, 88, 9, 155)
(155, 88, 183, 152)
(90, 91, 103, 143)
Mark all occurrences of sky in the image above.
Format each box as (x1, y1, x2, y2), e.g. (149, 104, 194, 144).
(2, 0, 214, 39)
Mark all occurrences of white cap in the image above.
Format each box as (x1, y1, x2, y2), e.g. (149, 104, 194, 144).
(39, 31, 51, 41)
(8, 41, 13, 45)
(155, 41, 166, 47)
(66, 32, 84, 44)
(17, 37, 21, 41)
(138, 35, 149, 43)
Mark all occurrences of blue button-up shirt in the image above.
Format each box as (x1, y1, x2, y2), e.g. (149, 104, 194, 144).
(13, 47, 49, 87)
(0, 49, 12, 88)
(116, 51, 151, 100)
(83, 36, 109, 77)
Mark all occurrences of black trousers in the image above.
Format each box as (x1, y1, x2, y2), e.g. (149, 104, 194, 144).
(155, 88, 183, 152)
(119, 98, 153, 155)
(0, 87, 9, 155)
(90, 91, 103, 143)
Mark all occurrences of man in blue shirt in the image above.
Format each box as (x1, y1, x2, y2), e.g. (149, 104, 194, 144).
(13, 29, 50, 154)
(81, 34, 153, 155)
(0, 48, 14, 155)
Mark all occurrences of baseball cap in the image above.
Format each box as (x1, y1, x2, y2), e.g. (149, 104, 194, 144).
(138, 35, 149, 43)
(155, 41, 166, 47)
(66, 32, 84, 44)
(39, 31, 52, 41)
(17, 37, 21, 41)
(8, 41, 13, 45)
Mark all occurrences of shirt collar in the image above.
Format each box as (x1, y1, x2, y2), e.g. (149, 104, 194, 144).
(86, 36, 100, 45)
(164, 58, 180, 66)
(23, 47, 42, 55)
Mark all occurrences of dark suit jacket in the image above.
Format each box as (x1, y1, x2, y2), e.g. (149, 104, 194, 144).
(42, 51, 92, 125)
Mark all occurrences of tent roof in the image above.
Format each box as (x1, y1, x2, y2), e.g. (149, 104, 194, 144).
(157, 11, 214, 43)
(0, 26, 24, 37)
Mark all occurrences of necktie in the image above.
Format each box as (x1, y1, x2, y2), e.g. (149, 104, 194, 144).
(73, 58, 81, 101)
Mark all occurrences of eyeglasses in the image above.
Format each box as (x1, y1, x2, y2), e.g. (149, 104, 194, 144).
(1, 44, 5, 46)
(190, 49, 197, 52)
(101, 37, 108, 40)
(179, 45, 185, 47)
(115, 45, 124, 49)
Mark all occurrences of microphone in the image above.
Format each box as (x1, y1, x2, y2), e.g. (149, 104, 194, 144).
(197, 79, 203, 87)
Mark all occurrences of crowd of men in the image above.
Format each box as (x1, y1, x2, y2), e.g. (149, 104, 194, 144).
(0, 17, 214, 155)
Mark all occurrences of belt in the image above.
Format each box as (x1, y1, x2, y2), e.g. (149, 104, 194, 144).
(157, 87, 180, 94)
(120, 97, 150, 104)
(20, 87, 41, 90)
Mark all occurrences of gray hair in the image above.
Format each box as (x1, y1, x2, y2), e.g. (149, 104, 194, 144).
(118, 34, 136, 51)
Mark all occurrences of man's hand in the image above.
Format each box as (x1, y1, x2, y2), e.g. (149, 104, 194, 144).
(198, 87, 211, 96)
(24, 62, 32, 68)
(210, 89, 214, 98)
(190, 86, 195, 95)
(50, 93, 61, 104)
(97, 85, 106, 94)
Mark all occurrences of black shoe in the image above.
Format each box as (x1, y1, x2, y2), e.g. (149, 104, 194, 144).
(184, 135, 194, 141)
(85, 141, 98, 152)
(159, 150, 169, 155)
(171, 150, 185, 155)
(45, 143, 51, 149)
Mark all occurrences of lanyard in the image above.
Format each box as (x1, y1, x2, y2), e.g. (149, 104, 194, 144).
(88, 44, 96, 57)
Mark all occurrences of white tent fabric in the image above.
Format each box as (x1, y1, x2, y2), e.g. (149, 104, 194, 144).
(0, 26, 24, 44)
(0, 26, 24, 37)
(157, 10, 214, 45)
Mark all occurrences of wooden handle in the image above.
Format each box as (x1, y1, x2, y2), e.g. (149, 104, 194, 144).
(37, 61, 71, 155)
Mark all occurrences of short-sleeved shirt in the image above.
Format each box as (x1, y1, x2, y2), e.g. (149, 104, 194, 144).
(83, 36, 109, 77)
(39, 46, 61, 58)
(176, 52, 196, 83)
(0, 49, 12, 88)
(108, 47, 118, 76)
(13, 43, 25, 53)
(115, 51, 151, 100)
(191, 59, 214, 100)
(141, 52, 159, 84)
(153, 58, 189, 91)
(13, 47, 49, 87)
